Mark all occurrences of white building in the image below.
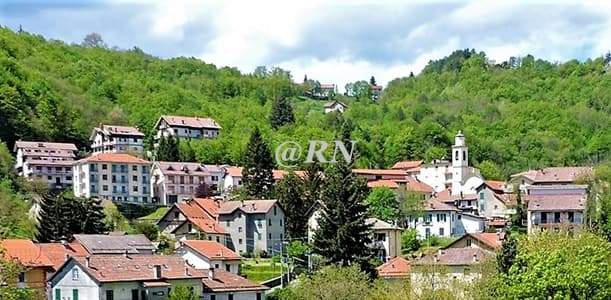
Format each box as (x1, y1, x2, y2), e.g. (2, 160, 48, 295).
(151, 161, 225, 205)
(154, 115, 221, 140)
(48, 255, 204, 300)
(157, 198, 231, 244)
(13, 141, 78, 189)
(72, 153, 151, 203)
(221, 167, 243, 194)
(323, 101, 347, 114)
(510, 166, 593, 192)
(202, 269, 268, 300)
(416, 131, 483, 195)
(180, 240, 242, 274)
(90, 124, 145, 154)
(526, 193, 586, 234)
(406, 199, 484, 240)
(410, 247, 490, 289)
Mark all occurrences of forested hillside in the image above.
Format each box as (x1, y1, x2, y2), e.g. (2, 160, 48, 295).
(0, 28, 609, 178)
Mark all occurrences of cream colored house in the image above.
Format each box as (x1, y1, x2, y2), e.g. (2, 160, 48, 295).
(154, 115, 221, 140)
(13, 141, 78, 189)
(72, 153, 151, 203)
(89, 124, 145, 154)
(151, 161, 225, 205)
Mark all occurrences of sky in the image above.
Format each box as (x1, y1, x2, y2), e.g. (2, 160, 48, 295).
(1, 0, 610, 91)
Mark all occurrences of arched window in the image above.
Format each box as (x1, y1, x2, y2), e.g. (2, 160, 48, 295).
(463, 151, 466, 161)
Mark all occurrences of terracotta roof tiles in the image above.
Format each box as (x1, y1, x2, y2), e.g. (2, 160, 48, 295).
(376, 256, 410, 278)
(78, 153, 149, 164)
(0, 239, 54, 268)
(182, 240, 241, 261)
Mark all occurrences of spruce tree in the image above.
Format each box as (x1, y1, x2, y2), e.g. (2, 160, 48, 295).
(195, 182, 210, 198)
(302, 161, 323, 207)
(275, 172, 306, 238)
(157, 135, 180, 161)
(242, 128, 275, 199)
(36, 194, 106, 242)
(313, 122, 373, 274)
(36, 192, 69, 242)
(179, 140, 196, 162)
(269, 96, 295, 129)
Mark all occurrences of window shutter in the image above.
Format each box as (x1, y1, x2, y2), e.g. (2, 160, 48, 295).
(55, 289, 61, 300)
(73, 289, 79, 300)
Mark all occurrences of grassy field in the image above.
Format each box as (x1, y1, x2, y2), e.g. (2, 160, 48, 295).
(137, 207, 170, 223)
(240, 258, 283, 283)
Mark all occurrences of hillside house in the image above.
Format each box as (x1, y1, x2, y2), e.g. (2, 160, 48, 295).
(49, 255, 204, 300)
(157, 198, 230, 245)
(217, 200, 285, 255)
(376, 256, 411, 282)
(151, 161, 225, 205)
(410, 248, 490, 288)
(443, 232, 504, 252)
(90, 124, 145, 154)
(510, 166, 593, 192)
(406, 199, 485, 240)
(72, 234, 156, 255)
(391, 160, 423, 176)
(371, 84, 382, 100)
(202, 268, 268, 300)
(72, 153, 151, 203)
(0, 239, 54, 294)
(179, 240, 242, 274)
(154, 115, 221, 140)
(323, 100, 347, 114)
(13, 141, 78, 189)
(353, 169, 408, 181)
(474, 181, 516, 219)
(526, 194, 586, 234)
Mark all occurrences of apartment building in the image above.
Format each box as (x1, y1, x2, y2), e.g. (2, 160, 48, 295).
(72, 153, 151, 203)
(89, 124, 145, 154)
(13, 141, 78, 189)
(151, 161, 225, 205)
(154, 115, 221, 140)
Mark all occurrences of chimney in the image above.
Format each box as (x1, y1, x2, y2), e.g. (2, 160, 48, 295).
(241, 200, 245, 207)
(251, 203, 256, 210)
(123, 249, 129, 258)
(472, 253, 478, 263)
(65, 254, 70, 262)
(154, 265, 162, 279)
(208, 267, 215, 280)
(85, 256, 91, 268)
(185, 267, 190, 276)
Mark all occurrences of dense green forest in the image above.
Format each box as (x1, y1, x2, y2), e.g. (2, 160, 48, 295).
(0, 28, 609, 178)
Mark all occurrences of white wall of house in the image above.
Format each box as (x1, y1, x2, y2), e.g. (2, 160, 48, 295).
(91, 132, 144, 154)
(202, 291, 265, 300)
(410, 211, 456, 240)
(50, 263, 99, 300)
(222, 175, 242, 194)
(181, 248, 240, 274)
(454, 214, 485, 236)
(417, 162, 452, 193)
(73, 161, 151, 203)
(476, 188, 514, 219)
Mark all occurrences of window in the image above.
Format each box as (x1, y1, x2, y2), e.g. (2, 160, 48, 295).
(211, 175, 219, 181)
(258, 233, 262, 240)
(133, 186, 138, 192)
(541, 212, 548, 224)
(102, 164, 107, 170)
(268, 233, 272, 239)
(55, 289, 61, 300)
(228, 294, 234, 300)
(188, 223, 192, 232)
(280, 219, 283, 226)
(457, 215, 462, 220)
(280, 233, 283, 240)
(463, 151, 466, 161)
(133, 175, 138, 181)
(439, 228, 444, 236)
(18, 272, 25, 283)
(257, 293, 262, 300)
(466, 238, 472, 247)
(174, 212, 180, 218)
(226, 220, 231, 227)
(238, 227, 242, 233)
(436, 214, 446, 222)
(239, 238, 243, 245)
(103, 185, 108, 191)
(274, 206, 277, 215)
(268, 219, 272, 226)
(454, 150, 459, 161)
(425, 228, 431, 239)
(106, 290, 114, 300)
(215, 264, 219, 269)
(102, 174, 108, 180)
(211, 295, 216, 300)
(464, 267, 471, 275)
(131, 289, 139, 300)
(226, 264, 231, 272)
(257, 219, 262, 228)
(568, 212, 575, 223)
(132, 165, 138, 171)
(71, 268, 79, 280)
(554, 212, 561, 223)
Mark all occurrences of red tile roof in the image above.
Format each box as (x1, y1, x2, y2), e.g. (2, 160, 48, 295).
(526, 194, 586, 211)
(433, 188, 477, 202)
(367, 179, 399, 189)
(0, 239, 54, 268)
(158, 115, 221, 129)
(404, 176, 434, 193)
(391, 160, 423, 170)
(511, 167, 593, 183)
(225, 166, 243, 177)
(182, 240, 241, 261)
(68, 255, 205, 282)
(92, 124, 144, 138)
(175, 200, 227, 234)
(203, 269, 268, 292)
(352, 169, 407, 176)
(424, 198, 458, 211)
(272, 170, 306, 180)
(186, 218, 228, 235)
(485, 180, 505, 191)
(14, 141, 77, 152)
(446, 233, 504, 251)
(38, 242, 89, 270)
(376, 256, 410, 278)
(156, 162, 224, 176)
(218, 200, 279, 215)
(78, 153, 149, 164)
(413, 248, 489, 266)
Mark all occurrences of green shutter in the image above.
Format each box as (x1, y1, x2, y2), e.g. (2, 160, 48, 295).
(55, 289, 61, 300)
(73, 289, 79, 300)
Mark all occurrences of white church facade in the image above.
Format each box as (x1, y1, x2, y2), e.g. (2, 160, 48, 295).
(417, 131, 483, 197)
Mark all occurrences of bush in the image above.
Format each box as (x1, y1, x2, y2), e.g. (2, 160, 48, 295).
(401, 229, 421, 254)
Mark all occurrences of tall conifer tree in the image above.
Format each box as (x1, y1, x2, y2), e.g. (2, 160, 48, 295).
(242, 128, 275, 199)
(269, 96, 295, 129)
(275, 172, 307, 238)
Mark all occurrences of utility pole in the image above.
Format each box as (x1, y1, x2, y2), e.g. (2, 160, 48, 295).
(279, 241, 284, 288)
